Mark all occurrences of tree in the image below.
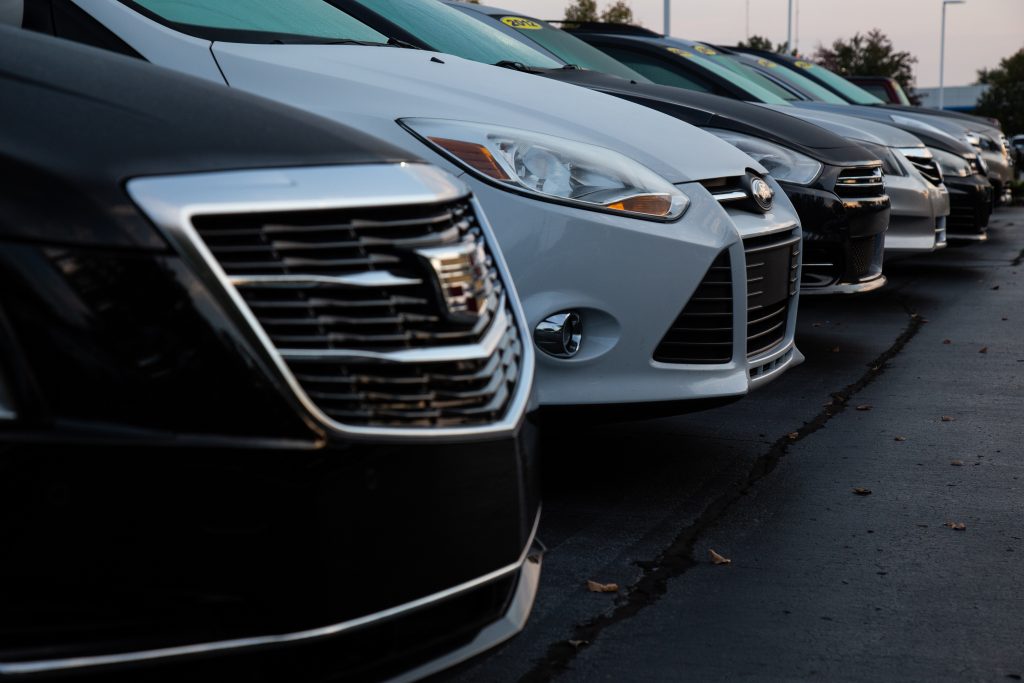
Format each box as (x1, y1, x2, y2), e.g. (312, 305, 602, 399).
(564, 0, 598, 22)
(601, 1, 634, 24)
(813, 29, 918, 100)
(737, 34, 794, 56)
(976, 47, 1024, 135)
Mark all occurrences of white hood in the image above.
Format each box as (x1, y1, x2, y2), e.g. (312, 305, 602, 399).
(762, 105, 924, 148)
(211, 44, 764, 184)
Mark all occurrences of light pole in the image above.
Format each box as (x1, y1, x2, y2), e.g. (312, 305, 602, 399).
(939, 0, 966, 110)
(664, 0, 670, 36)
(786, 0, 793, 52)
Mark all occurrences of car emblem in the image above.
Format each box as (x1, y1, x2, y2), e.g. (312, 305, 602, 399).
(749, 176, 775, 212)
(416, 240, 492, 322)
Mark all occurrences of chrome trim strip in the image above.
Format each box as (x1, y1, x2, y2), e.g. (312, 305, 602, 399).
(127, 164, 535, 443)
(712, 190, 748, 202)
(279, 303, 509, 363)
(743, 234, 802, 254)
(0, 509, 543, 677)
(801, 275, 888, 296)
(231, 272, 422, 288)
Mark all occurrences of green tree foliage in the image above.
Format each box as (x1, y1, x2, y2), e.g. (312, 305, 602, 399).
(736, 34, 793, 55)
(976, 47, 1024, 135)
(601, 1, 634, 24)
(564, 0, 598, 22)
(813, 29, 917, 99)
(563, 0, 637, 25)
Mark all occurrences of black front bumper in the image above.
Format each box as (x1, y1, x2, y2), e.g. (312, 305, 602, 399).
(945, 175, 993, 238)
(780, 180, 890, 292)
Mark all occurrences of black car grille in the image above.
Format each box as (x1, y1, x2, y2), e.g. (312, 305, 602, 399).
(834, 166, 885, 199)
(902, 153, 943, 186)
(744, 230, 800, 358)
(847, 232, 885, 279)
(191, 199, 520, 428)
(653, 251, 733, 364)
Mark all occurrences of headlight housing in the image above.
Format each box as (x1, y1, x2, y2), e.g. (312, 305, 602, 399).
(401, 119, 688, 221)
(857, 141, 905, 176)
(929, 147, 973, 178)
(705, 129, 822, 185)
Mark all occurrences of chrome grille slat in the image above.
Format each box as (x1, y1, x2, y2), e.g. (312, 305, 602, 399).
(743, 230, 799, 359)
(653, 250, 735, 364)
(190, 198, 519, 428)
(834, 166, 886, 200)
(903, 155, 943, 186)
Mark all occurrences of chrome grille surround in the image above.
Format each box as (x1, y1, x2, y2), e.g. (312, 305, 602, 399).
(743, 228, 801, 359)
(901, 151, 944, 186)
(127, 163, 533, 441)
(833, 165, 885, 199)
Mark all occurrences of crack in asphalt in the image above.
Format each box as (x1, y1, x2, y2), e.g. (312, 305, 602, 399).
(1011, 248, 1024, 267)
(519, 294, 926, 683)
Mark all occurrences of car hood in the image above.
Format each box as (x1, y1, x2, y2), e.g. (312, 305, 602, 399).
(210, 44, 765, 183)
(793, 102, 1002, 143)
(763, 105, 925, 148)
(535, 68, 877, 166)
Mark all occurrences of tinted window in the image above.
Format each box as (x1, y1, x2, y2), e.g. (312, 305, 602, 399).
(131, 0, 387, 42)
(654, 43, 789, 103)
(741, 56, 847, 104)
(352, 0, 559, 67)
(597, 45, 715, 92)
(789, 61, 884, 104)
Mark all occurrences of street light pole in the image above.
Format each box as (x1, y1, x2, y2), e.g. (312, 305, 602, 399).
(939, 0, 966, 110)
(786, 0, 793, 51)
(664, 0, 670, 37)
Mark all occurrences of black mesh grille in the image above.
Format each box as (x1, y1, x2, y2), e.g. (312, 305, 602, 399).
(191, 199, 520, 428)
(948, 195, 984, 233)
(903, 154, 943, 186)
(834, 166, 885, 199)
(846, 233, 885, 279)
(744, 230, 800, 358)
(653, 251, 733, 364)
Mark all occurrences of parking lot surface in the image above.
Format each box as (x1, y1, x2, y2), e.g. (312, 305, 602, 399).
(441, 207, 1024, 683)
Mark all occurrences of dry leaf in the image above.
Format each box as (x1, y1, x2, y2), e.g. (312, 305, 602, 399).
(942, 339, 952, 345)
(856, 404, 872, 411)
(991, 285, 1000, 290)
(568, 640, 589, 648)
(788, 431, 799, 440)
(894, 436, 907, 442)
(586, 580, 619, 593)
(708, 549, 731, 565)
(853, 487, 872, 496)
(944, 521, 967, 531)
(950, 460, 964, 466)
(979, 346, 988, 354)
(831, 346, 840, 353)
(1001, 317, 1008, 321)
(941, 416, 955, 422)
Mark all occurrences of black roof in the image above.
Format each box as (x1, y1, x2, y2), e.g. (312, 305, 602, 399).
(0, 27, 416, 248)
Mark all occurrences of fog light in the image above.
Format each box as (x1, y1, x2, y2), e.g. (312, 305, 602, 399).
(534, 312, 582, 358)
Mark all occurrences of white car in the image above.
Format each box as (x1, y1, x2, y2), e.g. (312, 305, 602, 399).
(19, 0, 805, 410)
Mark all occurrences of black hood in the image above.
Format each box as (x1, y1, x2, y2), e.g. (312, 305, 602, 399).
(0, 27, 418, 249)
(896, 126, 976, 156)
(532, 68, 878, 167)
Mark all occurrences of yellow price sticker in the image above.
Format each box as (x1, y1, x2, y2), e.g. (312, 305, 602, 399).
(501, 16, 542, 30)
(794, 60, 814, 69)
(693, 44, 717, 56)
(667, 47, 693, 58)
(757, 58, 778, 68)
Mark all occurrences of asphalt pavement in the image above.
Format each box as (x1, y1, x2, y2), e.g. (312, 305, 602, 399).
(440, 206, 1024, 683)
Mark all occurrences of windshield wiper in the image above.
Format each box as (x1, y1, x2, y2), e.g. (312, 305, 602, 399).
(269, 37, 393, 47)
(387, 37, 422, 49)
(495, 60, 537, 73)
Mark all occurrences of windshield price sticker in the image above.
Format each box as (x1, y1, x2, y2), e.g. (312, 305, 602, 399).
(794, 60, 814, 69)
(757, 58, 778, 68)
(667, 47, 693, 58)
(501, 16, 542, 30)
(693, 44, 717, 55)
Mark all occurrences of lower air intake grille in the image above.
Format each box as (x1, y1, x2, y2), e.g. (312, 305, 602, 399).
(847, 232, 885, 280)
(191, 199, 520, 428)
(653, 251, 733, 364)
(744, 230, 800, 358)
(834, 166, 885, 199)
(903, 154, 943, 186)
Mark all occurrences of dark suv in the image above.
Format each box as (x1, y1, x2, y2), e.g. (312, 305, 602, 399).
(0, 26, 539, 681)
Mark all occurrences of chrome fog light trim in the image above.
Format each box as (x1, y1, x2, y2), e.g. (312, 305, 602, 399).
(534, 312, 582, 358)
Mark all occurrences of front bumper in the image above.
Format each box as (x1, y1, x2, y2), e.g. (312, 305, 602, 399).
(780, 176, 888, 295)
(469, 176, 803, 409)
(883, 174, 950, 253)
(0, 432, 541, 680)
(946, 175, 993, 240)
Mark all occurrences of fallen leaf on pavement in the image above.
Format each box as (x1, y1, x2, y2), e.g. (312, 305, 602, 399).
(944, 521, 967, 531)
(831, 346, 840, 353)
(951, 460, 964, 466)
(856, 404, 872, 411)
(942, 339, 952, 344)
(979, 346, 988, 354)
(586, 580, 619, 593)
(788, 431, 799, 440)
(568, 640, 588, 648)
(1002, 317, 1008, 321)
(812, 322, 823, 328)
(708, 549, 731, 565)
(991, 285, 1000, 290)
(853, 487, 872, 496)
(941, 416, 955, 422)
(894, 436, 907, 442)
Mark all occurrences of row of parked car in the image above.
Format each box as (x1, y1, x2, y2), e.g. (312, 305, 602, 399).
(0, 1, 1015, 680)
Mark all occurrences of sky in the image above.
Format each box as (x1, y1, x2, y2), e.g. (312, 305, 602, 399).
(483, 0, 1023, 87)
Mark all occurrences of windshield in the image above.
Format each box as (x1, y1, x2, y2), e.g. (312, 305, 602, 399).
(739, 55, 847, 104)
(131, 0, 387, 42)
(350, 0, 560, 67)
(485, 13, 649, 80)
(686, 46, 803, 101)
(786, 61, 884, 105)
(659, 43, 790, 104)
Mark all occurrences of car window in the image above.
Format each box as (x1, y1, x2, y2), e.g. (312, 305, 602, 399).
(654, 43, 790, 104)
(786, 60, 884, 105)
(685, 47, 800, 102)
(349, 0, 560, 67)
(487, 14, 649, 80)
(741, 56, 847, 104)
(596, 45, 716, 92)
(130, 0, 387, 43)
(860, 83, 891, 102)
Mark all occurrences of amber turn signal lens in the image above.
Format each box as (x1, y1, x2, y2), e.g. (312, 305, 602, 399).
(605, 194, 673, 217)
(428, 137, 511, 181)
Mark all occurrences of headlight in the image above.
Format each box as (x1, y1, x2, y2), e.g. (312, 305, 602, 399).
(704, 129, 822, 185)
(964, 130, 982, 148)
(929, 147, 972, 178)
(401, 119, 688, 220)
(976, 153, 989, 176)
(857, 142, 905, 176)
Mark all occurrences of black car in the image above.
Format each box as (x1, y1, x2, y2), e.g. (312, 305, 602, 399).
(346, 0, 891, 293)
(0, 26, 539, 681)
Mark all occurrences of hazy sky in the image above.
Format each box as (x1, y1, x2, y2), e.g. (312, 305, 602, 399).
(485, 0, 1023, 87)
